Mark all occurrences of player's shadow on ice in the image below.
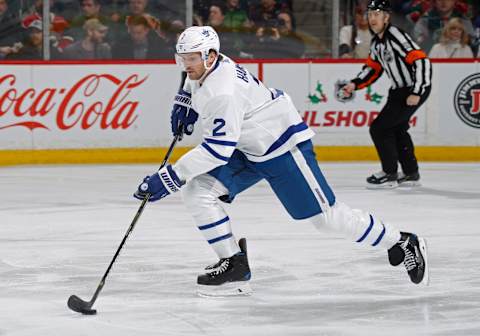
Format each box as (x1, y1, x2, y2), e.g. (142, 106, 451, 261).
(395, 187, 480, 200)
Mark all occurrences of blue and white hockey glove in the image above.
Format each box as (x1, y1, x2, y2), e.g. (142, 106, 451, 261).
(133, 165, 184, 202)
(171, 89, 199, 137)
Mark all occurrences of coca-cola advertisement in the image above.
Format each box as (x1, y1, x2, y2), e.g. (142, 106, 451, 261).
(0, 64, 181, 149)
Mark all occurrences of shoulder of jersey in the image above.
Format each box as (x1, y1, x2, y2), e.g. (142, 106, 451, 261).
(203, 55, 236, 97)
(388, 24, 406, 37)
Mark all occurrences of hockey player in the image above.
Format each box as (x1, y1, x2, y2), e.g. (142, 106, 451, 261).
(341, 0, 432, 189)
(134, 25, 429, 296)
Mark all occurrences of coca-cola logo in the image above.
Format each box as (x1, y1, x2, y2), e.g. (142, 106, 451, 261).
(0, 73, 148, 131)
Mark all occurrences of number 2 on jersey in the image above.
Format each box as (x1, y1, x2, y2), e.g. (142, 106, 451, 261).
(213, 118, 226, 136)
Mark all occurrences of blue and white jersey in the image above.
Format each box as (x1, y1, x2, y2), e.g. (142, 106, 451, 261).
(174, 54, 314, 182)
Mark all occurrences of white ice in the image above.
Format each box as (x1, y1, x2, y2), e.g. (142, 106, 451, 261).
(1, 162, 480, 336)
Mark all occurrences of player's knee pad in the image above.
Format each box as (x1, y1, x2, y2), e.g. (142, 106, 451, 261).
(181, 174, 229, 219)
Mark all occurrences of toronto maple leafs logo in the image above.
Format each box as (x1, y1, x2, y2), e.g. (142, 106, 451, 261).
(202, 29, 210, 37)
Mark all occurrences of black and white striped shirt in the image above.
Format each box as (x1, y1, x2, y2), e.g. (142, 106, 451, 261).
(352, 24, 432, 96)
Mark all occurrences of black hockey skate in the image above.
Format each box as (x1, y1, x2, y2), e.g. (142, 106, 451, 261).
(197, 238, 252, 297)
(397, 172, 421, 187)
(388, 232, 429, 285)
(366, 171, 398, 189)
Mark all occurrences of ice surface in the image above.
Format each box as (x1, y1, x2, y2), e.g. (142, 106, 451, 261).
(1, 163, 480, 336)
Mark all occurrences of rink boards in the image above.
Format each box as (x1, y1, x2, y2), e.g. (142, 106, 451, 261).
(0, 59, 479, 165)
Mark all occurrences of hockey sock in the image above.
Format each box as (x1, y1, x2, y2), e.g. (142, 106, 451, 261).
(181, 174, 240, 259)
(310, 202, 401, 249)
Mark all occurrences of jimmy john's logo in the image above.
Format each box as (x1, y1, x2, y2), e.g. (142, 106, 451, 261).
(454, 73, 480, 129)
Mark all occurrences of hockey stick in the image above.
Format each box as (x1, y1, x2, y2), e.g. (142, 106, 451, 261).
(67, 134, 180, 315)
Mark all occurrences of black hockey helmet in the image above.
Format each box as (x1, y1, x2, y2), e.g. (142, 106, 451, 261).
(367, 0, 392, 12)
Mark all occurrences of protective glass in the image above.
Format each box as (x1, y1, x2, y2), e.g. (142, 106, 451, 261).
(175, 53, 204, 70)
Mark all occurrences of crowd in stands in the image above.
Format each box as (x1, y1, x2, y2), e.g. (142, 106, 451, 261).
(0, 0, 302, 60)
(341, 0, 480, 59)
(0, 0, 479, 60)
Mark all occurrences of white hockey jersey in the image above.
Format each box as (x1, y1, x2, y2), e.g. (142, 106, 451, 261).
(174, 55, 314, 182)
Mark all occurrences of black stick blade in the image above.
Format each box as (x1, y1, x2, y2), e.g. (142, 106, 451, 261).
(67, 295, 97, 315)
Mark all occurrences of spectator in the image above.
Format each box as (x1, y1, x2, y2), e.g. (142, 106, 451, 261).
(249, 11, 303, 58)
(122, 0, 163, 37)
(128, 0, 149, 16)
(68, 0, 111, 41)
(62, 18, 111, 59)
(51, 0, 79, 22)
(471, 5, 480, 56)
(112, 14, 171, 59)
(413, 0, 474, 52)
(167, 19, 186, 43)
(6, 20, 46, 60)
(0, 42, 22, 59)
(339, 6, 372, 59)
(114, 0, 184, 58)
(249, 0, 282, 28)
(207, 2, 248, 58)
(275, 11, 304, 58)
(429, 17, 474, 58)
(402, 0, 431, 24)
(101, 0, 129, 24)
(224, 0, 252, 31)
(22, 0, 69, 36)
(194, 0, 213, 24)
(0, 0, 22, 58)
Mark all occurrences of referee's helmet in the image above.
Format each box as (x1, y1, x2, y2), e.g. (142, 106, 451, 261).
(367, 0, 392, 12)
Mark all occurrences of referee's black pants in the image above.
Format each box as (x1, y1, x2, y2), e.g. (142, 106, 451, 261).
(369, 86, 431, 175)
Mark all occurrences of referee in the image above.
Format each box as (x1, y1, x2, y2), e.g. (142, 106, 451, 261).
(343, 0, 432, 189)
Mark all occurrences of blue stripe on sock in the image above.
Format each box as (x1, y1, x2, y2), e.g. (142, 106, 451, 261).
(356, 214, 374, 243)
(201, 143, 230, 162)
(372, 223, 386, 246)
(198, 216, 229, 230)
(204, 138, 237, 147)
(208, 232, 233, 244)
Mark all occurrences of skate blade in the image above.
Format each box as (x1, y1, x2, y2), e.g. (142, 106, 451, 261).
(418, 238, 429, 286)
(398, 181, 421, 188)
(197, 281, 252, 298)
(366, 181, 398, 190)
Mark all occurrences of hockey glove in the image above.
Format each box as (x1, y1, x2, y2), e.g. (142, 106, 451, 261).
(171, 89, 199, 137)
(133, 165, 184, 202)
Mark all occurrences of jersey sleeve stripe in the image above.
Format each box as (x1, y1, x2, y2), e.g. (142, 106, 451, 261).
(198, 216, 230, 230)
(204, 138, 237, 146)
(201, 142, 230, 162)
(354, 56, 384, 90)
(405, 50, 427, 65)
(366, 55, 383, 72)
(264, 122, 308, 156)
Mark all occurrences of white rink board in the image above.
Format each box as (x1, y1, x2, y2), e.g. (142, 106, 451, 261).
(263, 63, 426, 146)
(1, 61, 479, 149)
